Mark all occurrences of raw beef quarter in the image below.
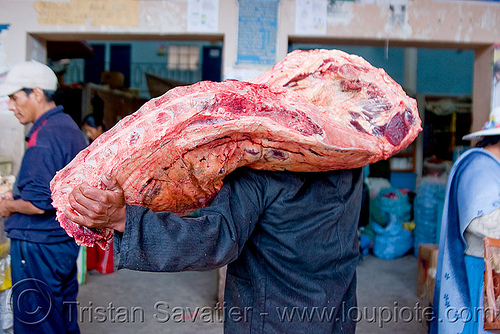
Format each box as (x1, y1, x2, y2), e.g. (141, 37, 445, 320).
(251, 49, 420, 153)
(50, 49, 421, 249)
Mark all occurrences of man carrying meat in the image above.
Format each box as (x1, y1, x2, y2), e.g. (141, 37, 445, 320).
(0, 60, 86, 333)
(67, 162, 362, 332)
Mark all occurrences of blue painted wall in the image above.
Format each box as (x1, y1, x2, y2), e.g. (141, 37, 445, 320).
(290, 43, 474, 97)
(417, 48, 474, 96)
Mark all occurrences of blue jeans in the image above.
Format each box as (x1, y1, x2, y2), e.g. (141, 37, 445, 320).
(10, 239, 80, 333)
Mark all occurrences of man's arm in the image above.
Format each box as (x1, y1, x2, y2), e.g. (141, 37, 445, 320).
(0, 197, 44, 217)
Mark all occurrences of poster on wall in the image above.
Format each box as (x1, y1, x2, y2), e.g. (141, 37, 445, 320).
(295, 0, 327, 35)
(187, 0, 219, 33)
(491, 45, 500, 111)
(236, 0, 279, 66)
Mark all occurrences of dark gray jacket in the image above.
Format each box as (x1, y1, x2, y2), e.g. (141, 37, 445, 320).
(115, 167, 362, 333)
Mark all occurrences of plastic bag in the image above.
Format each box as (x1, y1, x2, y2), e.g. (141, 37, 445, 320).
(0, 289, 12, 334)
(371, 187, 412, 227)
(0, 255, 10, 292)
(0, 219, 10, 291)
(413, 176, 447, 255)
(372, 213, 414, 260)
(365, 177, 391, 200)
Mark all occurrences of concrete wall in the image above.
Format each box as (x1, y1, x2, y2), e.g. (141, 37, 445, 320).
(0, 0, 499, 175)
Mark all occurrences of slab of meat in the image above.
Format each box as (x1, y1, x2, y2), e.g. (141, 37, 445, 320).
(50, 49, 421, 249)
(251, 49, 420, 153)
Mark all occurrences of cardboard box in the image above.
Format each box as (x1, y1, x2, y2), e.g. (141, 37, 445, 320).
(417, 243, 439, 304)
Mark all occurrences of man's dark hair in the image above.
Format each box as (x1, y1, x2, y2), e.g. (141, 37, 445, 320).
(82, 111, 108, 132)
(21, 88, 56, 102)
(476, 135, 500, 148)
(82, 114, 100, 129)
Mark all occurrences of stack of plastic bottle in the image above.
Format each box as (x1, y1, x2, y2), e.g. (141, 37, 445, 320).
(413, 176, 447, 256)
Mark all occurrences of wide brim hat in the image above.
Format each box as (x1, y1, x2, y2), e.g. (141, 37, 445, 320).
(0, 60, 58, 96)
(463, 107, 500, 140)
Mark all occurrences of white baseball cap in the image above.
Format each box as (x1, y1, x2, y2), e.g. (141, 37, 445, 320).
(0, 60, 58, 96)
(463, 107, 500, 140)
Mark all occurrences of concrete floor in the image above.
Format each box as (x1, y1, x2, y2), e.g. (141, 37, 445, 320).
(77, 254, 428, 333)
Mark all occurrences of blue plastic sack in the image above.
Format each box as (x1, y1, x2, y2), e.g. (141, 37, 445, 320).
(413, 177, 447, 255)
(372, 213, 413, 260)
(371, 187, 412, 227)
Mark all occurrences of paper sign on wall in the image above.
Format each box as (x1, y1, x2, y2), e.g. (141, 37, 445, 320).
(236, 0, 279, 66)
(187, 0, 219, 33)
(295, 0, 327, 36)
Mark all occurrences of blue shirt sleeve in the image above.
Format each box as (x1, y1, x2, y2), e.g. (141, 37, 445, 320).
(16, 145, 60, 211)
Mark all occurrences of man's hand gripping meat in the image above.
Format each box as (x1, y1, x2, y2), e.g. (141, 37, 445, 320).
(65, 174, 126, 233)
